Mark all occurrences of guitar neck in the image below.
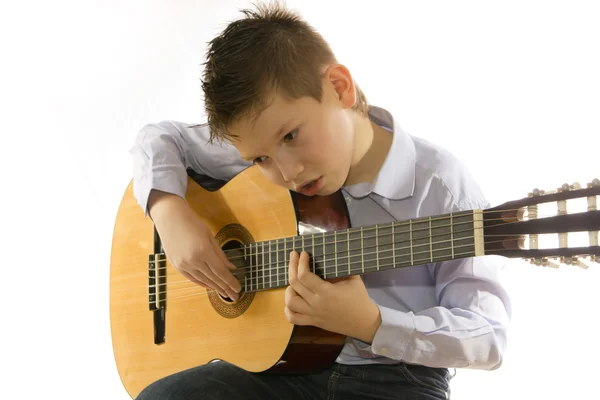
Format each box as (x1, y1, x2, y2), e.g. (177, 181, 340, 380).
(234, 210, 485, 292)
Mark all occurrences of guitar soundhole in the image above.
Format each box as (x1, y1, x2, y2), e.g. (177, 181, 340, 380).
(209, 225, 256, 318)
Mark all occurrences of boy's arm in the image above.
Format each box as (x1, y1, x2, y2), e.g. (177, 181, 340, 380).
(356, 255, 511, 370)
(128, 121, 250, 216)
(353, 194, 512, 371)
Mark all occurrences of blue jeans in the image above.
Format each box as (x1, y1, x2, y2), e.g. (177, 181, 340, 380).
(136, 361, 452, 399)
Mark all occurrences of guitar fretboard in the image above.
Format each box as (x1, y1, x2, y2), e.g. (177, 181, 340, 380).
(231, 210, 483, 293)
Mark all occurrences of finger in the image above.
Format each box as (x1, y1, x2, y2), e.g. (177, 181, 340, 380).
(211, 236, 237, 271)
(187, 264, 238, 300)
(207, 246, 242, 293)
(288, 251, 314, 301)
(293, 251, 324, 296)
(198, 263, 240, 300)
(284, 305, 311, 326)
(180, 270, 219, 292)
(285, 285, 312, 315)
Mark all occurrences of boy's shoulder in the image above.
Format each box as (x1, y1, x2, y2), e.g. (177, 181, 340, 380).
(411, 134, 489, 212)
(137, 119, 251, 181)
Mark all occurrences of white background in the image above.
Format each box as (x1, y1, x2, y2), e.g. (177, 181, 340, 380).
(1, 0, 599, 398)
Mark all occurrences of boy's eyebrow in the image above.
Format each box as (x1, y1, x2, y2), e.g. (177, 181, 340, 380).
(240, 119, 294, 161)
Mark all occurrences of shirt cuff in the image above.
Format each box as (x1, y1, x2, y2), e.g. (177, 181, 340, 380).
(354, 304, 416, 360)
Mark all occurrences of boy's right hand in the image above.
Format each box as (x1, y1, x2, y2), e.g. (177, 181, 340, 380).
(148, 191, 242, 301)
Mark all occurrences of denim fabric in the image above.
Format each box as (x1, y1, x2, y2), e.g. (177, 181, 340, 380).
(136, 361, 452, 400)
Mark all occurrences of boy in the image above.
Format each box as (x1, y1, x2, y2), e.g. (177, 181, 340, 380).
(129, 2, 511, 399)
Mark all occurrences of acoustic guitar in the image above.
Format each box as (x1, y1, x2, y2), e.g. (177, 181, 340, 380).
(110, 165, 599, 398)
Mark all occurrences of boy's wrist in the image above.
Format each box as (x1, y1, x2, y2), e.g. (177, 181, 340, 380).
(354, 301, 382, 344)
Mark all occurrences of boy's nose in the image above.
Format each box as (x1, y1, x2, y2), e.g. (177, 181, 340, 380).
(278, 158, 303, 183)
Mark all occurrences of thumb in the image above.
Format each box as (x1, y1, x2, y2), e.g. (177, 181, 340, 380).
(212, 237, 236, 270)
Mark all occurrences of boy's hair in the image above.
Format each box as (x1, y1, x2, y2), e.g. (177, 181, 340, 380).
(201, 1, 369, 143)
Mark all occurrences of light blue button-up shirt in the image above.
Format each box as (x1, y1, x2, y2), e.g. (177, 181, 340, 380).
(130, 105, 512, 370)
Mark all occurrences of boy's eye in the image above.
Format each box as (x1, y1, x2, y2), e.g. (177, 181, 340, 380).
(252, 129, 298, 164)
(283, 129, 298, 142)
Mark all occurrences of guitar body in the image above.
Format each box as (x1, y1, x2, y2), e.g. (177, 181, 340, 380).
(110, 166, 349, 398)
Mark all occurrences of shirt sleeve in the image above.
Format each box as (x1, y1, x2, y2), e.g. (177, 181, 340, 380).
(361, 254, 512, 370)
(128, 121, 250, 216)
(352, 187, 512, 370)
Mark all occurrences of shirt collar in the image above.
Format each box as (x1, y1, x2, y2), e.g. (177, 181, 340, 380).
(343, 105, 416, 200)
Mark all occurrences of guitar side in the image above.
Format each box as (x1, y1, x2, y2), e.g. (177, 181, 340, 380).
(109, 166, 347, 398)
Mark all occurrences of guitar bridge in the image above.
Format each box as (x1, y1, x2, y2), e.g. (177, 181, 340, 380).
(148, 252, 166, 345)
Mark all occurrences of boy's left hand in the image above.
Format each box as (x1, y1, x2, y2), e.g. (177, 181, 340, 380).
(284, 250, 382, 344)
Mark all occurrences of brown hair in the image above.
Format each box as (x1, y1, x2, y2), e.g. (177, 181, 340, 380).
(201, 0, 369, 143)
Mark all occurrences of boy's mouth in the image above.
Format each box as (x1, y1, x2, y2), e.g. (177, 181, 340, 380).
(297, 176, 323, 196)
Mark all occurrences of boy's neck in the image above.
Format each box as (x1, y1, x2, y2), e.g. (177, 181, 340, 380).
(344, 114, 393, 187)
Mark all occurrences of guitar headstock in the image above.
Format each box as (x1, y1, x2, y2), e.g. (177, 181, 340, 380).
(483, 178, 600, 269)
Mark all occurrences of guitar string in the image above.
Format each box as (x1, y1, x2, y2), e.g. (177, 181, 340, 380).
(150, 236, 597, 301)
(155, 237, 597, 303)
(151, 232, 526, 295)
(158, 248, 483, 302)
(149, 211, 560, 276)
(154, 244, 483, 301)
(139, 208, 598, 298)
(150, 225, 518, 291)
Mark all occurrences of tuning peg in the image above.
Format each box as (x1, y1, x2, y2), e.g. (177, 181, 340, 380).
(587, 179, 599, 248)
(528, 188, 557, 197)
(559, 182, 582, 192)
(562, 256, 590, 270)
(529, 256, 560, 268)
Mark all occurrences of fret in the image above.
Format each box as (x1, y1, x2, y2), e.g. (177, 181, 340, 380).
(429, 216, 433, 262)
(409, 220, 414, 265)
(348, 227, 363, 275)
(277, 238, 281, 287)
(261, 241, 265, 290)
(362, 225, 378, 273)
(302, 234, 305, 271)
(284, 237, 289, 284)
(334, 231, 338, 277)
(324, 231, 336, 278)
(392, 223, 396, 268)
(269, 239, 272, 289)
(412, 218, 433, 265)
(335, 229, 348, 276)
(452, 212, 477, 258)
(347, 229, 351, 275)
(311, 232, 324, 278)
(450, 213, 454, 259)
(376, 223, 394, 272)
(312, 234, 316, 273)
(430, 214, 454, 261)
(293, 235, 297, 258)
(322, 232, 326, 279)
(375, 224, 380, 271)
(253, 243, 258, 291)
(244, 245, 249, 292)
(361, 227, 365, 273)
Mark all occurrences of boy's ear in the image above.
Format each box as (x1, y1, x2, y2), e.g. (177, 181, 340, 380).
(324, 64, 356, 109)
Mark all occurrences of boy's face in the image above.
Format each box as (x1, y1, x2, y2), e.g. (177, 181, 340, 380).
(229, 66, 358, 196)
